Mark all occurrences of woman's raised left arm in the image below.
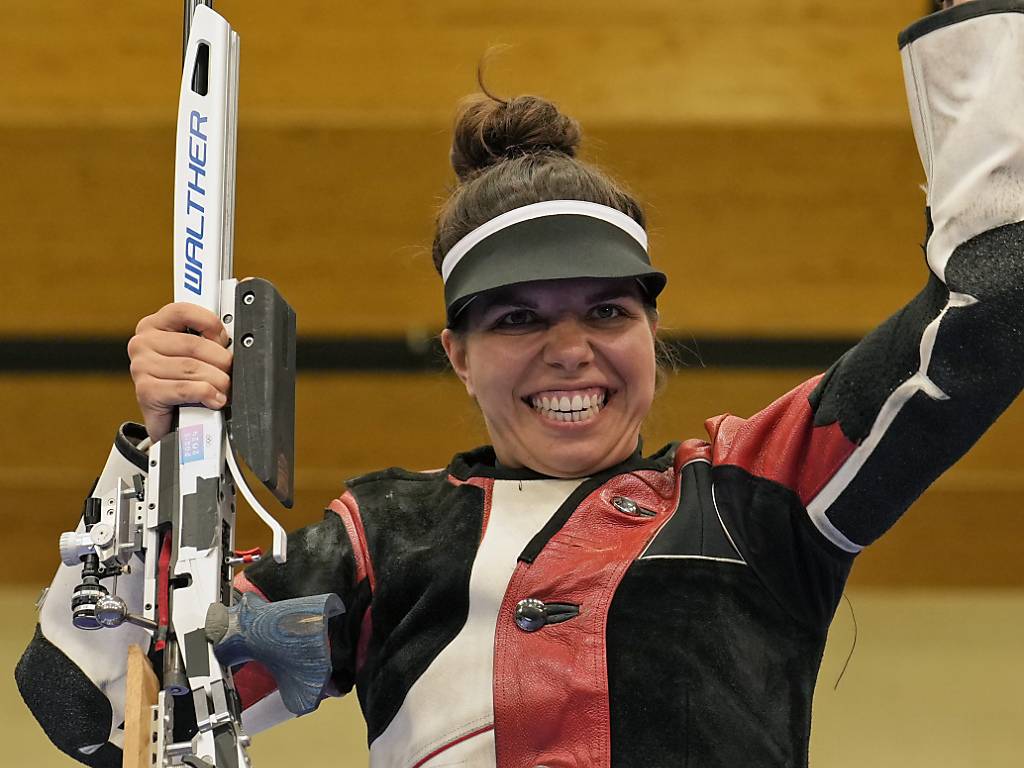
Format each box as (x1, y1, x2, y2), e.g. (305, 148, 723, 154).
(710, 1, 1024, 563)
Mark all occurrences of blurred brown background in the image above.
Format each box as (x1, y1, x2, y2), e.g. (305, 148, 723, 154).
(1, 1, 1021, 765)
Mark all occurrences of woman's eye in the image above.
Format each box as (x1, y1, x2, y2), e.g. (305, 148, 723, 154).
(494, 309, 539, 328)
(590, 304, 626, 321)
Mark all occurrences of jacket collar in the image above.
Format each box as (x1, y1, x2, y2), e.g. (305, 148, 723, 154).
(447, 440, 678, 482)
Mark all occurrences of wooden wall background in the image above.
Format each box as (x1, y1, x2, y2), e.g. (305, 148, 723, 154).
(4, 1, 1024, 766)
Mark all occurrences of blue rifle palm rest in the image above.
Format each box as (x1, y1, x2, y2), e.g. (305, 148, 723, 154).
(206, 591, 345, 716)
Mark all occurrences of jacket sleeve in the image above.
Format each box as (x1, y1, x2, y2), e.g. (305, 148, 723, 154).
(15, 424, 371, 767)
(229, 491, 373, 733)
(710, 2, 1024, 556)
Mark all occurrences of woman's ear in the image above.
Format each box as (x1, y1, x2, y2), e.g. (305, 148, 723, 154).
(441, 329, 475, 398)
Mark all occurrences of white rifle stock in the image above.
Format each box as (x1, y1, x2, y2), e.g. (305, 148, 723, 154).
(58, 4, 343, 766)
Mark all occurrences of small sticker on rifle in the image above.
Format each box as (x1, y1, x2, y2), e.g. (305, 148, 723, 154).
(179, 425, 204, 464)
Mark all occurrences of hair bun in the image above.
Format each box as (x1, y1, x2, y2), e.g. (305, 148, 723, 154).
(450, 94, 582, 182)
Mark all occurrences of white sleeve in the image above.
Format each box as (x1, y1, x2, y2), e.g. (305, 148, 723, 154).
(900, 1, 1024, 279)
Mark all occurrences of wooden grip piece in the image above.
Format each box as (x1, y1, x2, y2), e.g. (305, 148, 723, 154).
(123, 644, 159, 768)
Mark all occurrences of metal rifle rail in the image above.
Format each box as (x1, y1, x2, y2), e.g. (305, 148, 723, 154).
(156, 4, 251, 763)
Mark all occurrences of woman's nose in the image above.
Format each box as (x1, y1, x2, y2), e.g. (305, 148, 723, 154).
(542, 317, 594, 370)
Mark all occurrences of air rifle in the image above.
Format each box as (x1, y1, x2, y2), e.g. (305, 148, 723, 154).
(57, 3, 342, 766)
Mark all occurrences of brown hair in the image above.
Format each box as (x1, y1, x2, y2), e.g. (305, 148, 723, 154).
(431, 92, 647, 274)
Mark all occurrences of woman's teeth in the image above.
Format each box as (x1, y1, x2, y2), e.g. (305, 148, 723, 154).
(529, 390, 606, 423)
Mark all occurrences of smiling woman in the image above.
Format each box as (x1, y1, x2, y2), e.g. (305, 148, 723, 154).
(433, 92, 667, 479)
(15, 2, 1024, 767)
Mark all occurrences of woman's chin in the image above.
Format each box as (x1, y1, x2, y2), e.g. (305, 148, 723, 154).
(490, 403, 643, 478)
(521, 438, 635, 479)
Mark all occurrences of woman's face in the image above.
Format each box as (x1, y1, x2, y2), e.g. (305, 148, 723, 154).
(441, 277, 657, 478)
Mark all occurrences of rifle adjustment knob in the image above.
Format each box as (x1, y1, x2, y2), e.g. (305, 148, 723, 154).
(94, 594, 128, 628)
(71, 580, 109, 630)
(90, 523, 115, 548)
(94, 593, 158, 631)
(59, 531, 94, 566)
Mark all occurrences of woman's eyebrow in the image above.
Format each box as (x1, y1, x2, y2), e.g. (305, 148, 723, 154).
(584, 288, 636, 303)
(482, 293, 539, 310)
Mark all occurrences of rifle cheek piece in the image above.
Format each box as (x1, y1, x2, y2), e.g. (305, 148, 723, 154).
(229, 278, 297, 509)
(205, 591, 345, 716)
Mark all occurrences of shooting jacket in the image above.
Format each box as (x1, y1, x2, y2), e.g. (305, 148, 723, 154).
(16, 3, 1024, 767)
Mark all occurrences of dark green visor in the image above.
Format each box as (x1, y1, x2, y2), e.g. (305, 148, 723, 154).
(443, 213, 666, 327)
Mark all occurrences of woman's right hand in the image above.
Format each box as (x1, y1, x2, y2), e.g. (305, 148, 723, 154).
(128, 302, 233, 442)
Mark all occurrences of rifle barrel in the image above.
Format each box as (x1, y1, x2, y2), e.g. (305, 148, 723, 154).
(182, 0, 215, 64)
